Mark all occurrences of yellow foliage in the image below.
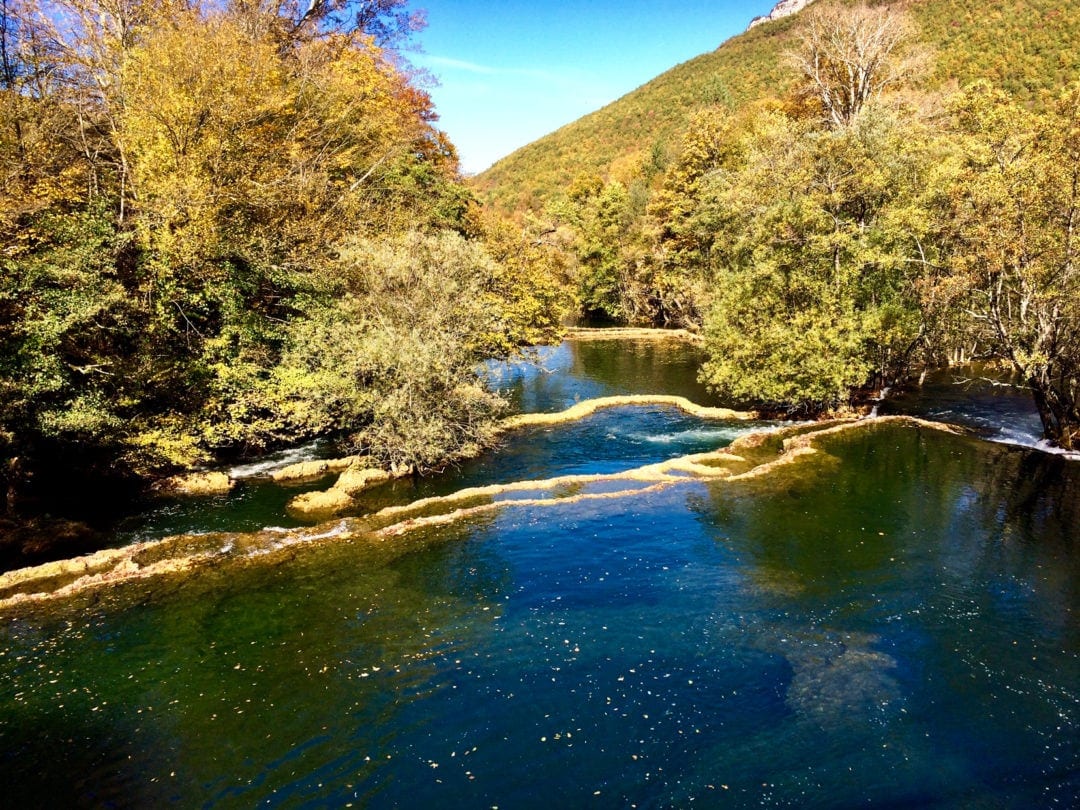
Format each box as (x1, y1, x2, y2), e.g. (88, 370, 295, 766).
(120, 16, 420, 272)
(121, 14, 292, 266)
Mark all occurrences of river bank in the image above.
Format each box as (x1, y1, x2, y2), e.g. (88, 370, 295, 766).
(0, 334, 1063, 599)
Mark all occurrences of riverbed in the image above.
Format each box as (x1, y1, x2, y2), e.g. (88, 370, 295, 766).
(1, 338, 1077, 806)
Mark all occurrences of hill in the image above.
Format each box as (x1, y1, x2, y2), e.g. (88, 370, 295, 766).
(473, 0, 1080, 212)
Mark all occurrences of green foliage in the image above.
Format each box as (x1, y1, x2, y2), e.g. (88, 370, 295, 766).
(698, 106, 938, 412)
(476, 213, 575, 349)
(0, 0, 572, 510)
(259, 232, 518, 470)
(937, 80, 1080, 447)
(556, 179, 638, 320)
(474, 11, 798, 212)
(0, 205, 132, 448)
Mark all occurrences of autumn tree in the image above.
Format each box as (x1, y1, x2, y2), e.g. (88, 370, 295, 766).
(1, 0, 567, 515)
(695, 100, 944, 413)
(791, 2, 921, 128)
(225, 0, 424, 46)
(644, 105, 747, 327)
(942, 81, 1080, 449)
(545, 174, 638, 322)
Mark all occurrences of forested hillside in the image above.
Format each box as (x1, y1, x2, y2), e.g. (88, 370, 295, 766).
(475, 0, 1080, 451)
(4, 0, 1080, 536)
(474, 0, 1080, 212)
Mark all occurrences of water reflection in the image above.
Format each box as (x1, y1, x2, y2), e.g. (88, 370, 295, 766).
(486, 339, 719, 414)
(883, 363, 1047, 449)
(689, 423, 1079, 803)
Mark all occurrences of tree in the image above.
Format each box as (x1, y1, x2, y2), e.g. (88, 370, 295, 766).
(548, 174, 639, 322)
(0, 0, 519, 511)
(243, 231, 533, 471)
(225, 0, 424, 48)
(644, 105, 742, 326)
(698, 103, 941, 413)
(942, 81, 1080, 449)
(791, 2, 920, 128)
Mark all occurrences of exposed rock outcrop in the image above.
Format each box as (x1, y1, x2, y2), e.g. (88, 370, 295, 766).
(271, 456, 359, 483)
(154, 471, 235, 496)
(748, 0, 818, 30)
(286, 462, 403, 519)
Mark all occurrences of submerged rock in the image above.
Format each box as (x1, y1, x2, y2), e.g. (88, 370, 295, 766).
(781, 632, 903, 728)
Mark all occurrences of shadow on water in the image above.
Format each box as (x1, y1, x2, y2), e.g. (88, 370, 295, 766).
(883, 363, 1047, 449)
(685, 423, 1079, 804)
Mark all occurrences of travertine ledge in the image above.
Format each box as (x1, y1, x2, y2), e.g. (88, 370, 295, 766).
(565, 326, 703, 343)
(0, 416, 967, 613)
(499, 395, 756, 430)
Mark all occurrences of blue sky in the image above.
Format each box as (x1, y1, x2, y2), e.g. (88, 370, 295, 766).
(411, 1, 778, 174)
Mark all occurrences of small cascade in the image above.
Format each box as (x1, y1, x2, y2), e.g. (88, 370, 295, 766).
(226, 440, 328, 480)
(868, 387, 892, 419)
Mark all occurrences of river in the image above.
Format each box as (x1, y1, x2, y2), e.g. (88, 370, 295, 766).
(1, 337, 1077, 807)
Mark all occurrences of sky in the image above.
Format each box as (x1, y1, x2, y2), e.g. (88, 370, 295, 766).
(411, 1, 779, 174)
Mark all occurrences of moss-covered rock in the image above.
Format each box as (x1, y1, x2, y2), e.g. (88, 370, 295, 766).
(285, 488, 356, 519)
(155, 471, 235, 496)
(271, 457, 358, 484)
(286, 462, 407, 519)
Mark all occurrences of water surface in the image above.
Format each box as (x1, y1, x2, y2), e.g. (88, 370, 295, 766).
(884, 363, 1047, 449)
(1, 341, 1078, 807)
(486, 338, 720, 413)
(119, 339, 748, 543)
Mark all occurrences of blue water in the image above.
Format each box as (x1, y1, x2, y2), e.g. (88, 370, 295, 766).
(1, 342, 1078, 808)
(485, 338, 721, 413)
(884, 362, 1047, 449)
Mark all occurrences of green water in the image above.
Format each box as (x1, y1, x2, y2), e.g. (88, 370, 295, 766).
(1, 342, 1078, 807)
(487, 338, 722, 413)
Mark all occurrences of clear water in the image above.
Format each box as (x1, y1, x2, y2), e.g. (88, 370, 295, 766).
(2, 343, 1078, 808)
(485, 339, 722, 413)
(348, 405, 763, 514)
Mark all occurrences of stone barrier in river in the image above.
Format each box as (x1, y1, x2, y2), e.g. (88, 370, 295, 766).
(0, 415, 971, 613)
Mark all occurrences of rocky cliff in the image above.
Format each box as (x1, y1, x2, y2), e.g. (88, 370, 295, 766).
(748, 0, 819, 30)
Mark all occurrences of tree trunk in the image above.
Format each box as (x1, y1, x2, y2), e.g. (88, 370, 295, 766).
(1030, 381, 1077, 450)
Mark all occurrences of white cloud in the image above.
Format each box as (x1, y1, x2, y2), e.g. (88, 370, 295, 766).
(422, 55, 574, 84)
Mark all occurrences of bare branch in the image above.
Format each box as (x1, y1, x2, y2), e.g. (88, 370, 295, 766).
(789, 3, 921, 127)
